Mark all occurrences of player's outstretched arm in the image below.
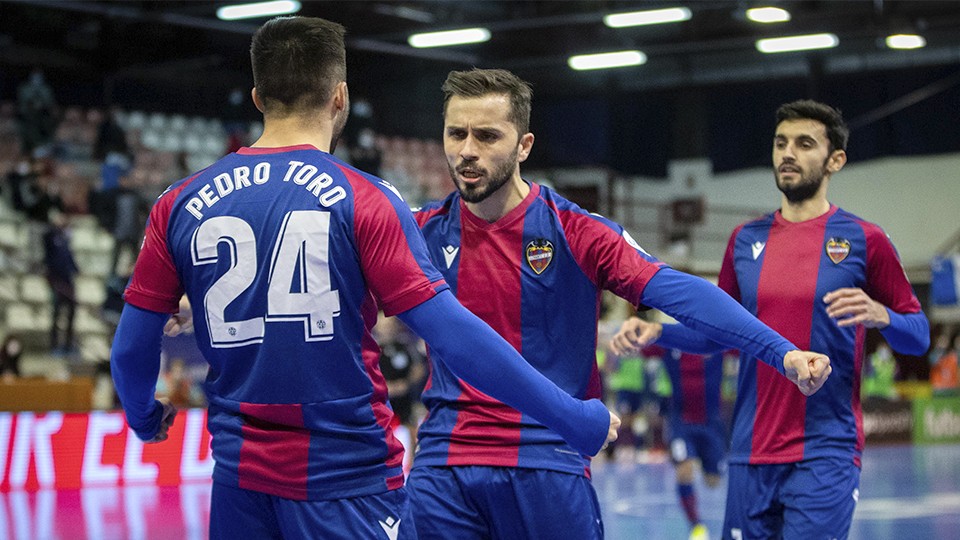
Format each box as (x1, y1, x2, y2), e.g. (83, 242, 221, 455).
(611, 317, 727, 356)
(111, 304, 179, 442)
(398, 290, 618, 457)
(637, 268, 835, 394)
(610, 315, 831, 396)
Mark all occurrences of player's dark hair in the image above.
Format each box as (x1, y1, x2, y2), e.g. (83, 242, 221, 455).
(250, 16, 346, 114)
(442, 68, 533, 135)
(776, 99, 849, 152)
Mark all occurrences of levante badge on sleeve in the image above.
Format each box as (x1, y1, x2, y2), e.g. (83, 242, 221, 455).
(825, 237, 851, 264)
(525, 239, 554, 274)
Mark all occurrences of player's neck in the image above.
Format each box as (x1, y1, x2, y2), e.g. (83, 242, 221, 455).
(780, 194, 831, 222)
(779, 175, 832, 222)
(252, 116, 335, 153)
(465, 174, 530, 223)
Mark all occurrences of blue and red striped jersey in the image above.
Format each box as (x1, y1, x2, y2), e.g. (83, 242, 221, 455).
(719, 206, 922, 466)
(125, 145, 447, 500)
(655, 346, 725, 426)
(413, 182, 664, 476)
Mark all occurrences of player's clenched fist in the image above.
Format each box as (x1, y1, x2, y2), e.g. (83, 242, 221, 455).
(601, 410, 621, 454)
(145, 398, 178, 443)
(782, 351, 832, 396)
(609, 316, 662, 356)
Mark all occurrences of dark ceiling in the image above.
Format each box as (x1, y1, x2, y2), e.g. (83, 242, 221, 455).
(2, 1, 959, 140)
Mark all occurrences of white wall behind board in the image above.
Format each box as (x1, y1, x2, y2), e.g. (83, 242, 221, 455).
(604, 152, 960, 273)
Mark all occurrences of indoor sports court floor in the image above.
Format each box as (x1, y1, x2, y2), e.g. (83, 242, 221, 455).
(1, 443, 958, 539)
(594, 443, 960, 540)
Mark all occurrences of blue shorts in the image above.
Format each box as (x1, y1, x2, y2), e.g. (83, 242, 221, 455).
(616, 389, 643, 415)
(722, 458, 860, 540)
(669, 420, 727, 475)
(407, 466, 603, 540)
(209, 482, 415, 540)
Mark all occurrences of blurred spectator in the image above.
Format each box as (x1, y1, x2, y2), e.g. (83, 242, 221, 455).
(348, 127, 382, 177)
(375, 314, 425, 472)
(95, 106, 130, 163)
(91, 108, 132, 231)
(0, 335, 24, 383)
(155, 357, 205, 408)
(929, 331, 959, 396)
(863, 342, 898, 400)
(43, 209, 78, 355)
(111, 176, 146, 277)
(344, 98, 382, 175)
(8, 155, 61, 221)
(101, 272, 129, 328)
(17, 69, 57, 153)
(224, 87, 250, 153)
(376, 315, 426, 435)
(100, 150, 131, 194)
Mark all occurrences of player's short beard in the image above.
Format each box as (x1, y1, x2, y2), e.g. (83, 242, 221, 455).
(449, 147, 519, 203)
(776, 156, 829, 203)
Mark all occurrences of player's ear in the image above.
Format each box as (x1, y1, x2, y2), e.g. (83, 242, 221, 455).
(251, 88, 265, 113)
(517, 132, 535, 163)
(827, 149, 847, 173)
(332, 82, 348, 113)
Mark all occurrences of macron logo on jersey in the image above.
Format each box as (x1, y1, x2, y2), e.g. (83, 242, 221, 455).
(622, 230, 650, 256)
(752, 241, 765, 260)
(379, 516, 401, 540)
(379, 180, 404, 202)
(442, 245, 459, 268)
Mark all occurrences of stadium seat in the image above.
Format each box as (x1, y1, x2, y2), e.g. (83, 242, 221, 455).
(19, 275, 51, 304)
(75, 306, 107, 335)
(125, 110, 147, 131)
(168, 114, 188, 133)
(75, 276, 106, 306)
(147, 112, 168, 131)
(5, 303, 38, 332)
(0, 221, 26, 250)
(0, 274, 18, 302)
(79, 334, 111, 363)
(140, 128, 163, 151)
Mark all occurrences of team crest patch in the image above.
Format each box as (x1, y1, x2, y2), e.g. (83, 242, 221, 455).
(825, 237, 851, 264)
(525, 239, 554, 274)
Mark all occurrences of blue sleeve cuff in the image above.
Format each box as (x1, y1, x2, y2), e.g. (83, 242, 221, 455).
(880, 308, 930, 356)
(110, 304, 168, 441)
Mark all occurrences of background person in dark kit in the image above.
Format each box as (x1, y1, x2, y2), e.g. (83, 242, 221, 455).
(43, 209, 79, 355)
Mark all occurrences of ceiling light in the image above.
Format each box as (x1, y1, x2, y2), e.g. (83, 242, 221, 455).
(604, 7, 692, 28)
(408, 28, 491, 48)
(216, 1, 301, 21)
(886, 34, 926, 50)
(746, 7, 791, 23)
(756, 33, 839, 53)
(568, 50, 647, 71)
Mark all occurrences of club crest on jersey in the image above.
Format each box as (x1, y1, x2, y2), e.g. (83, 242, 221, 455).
(525, 239, 554, 275)
(825, 237, 851, 264)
